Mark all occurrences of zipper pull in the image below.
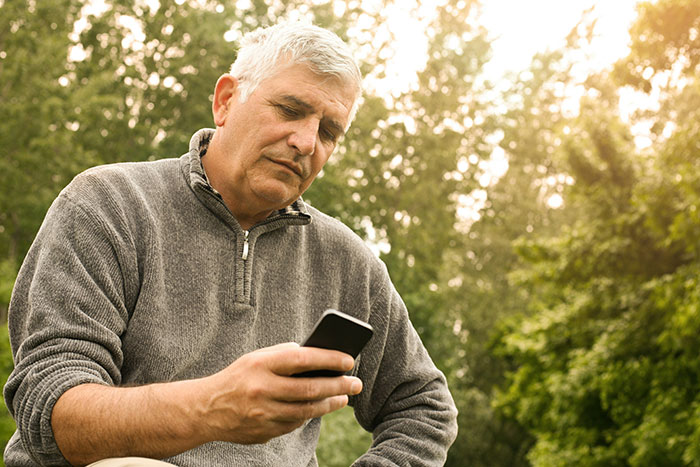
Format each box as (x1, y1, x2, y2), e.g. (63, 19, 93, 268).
(242, 230, 250, 260)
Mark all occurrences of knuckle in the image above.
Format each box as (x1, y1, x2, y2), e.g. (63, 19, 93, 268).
(248, 355, 268, 372)
(299, 380, 321, 400)
(246, 406, 267, 422)
(245, 380, 269, 400)
(294, 347, 313, 369)
(297, 401, 319, 420)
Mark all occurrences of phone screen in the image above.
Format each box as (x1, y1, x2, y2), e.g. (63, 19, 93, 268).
(294, 309, 374, 377)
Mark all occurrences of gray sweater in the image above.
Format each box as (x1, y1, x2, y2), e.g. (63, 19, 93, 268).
(4, 129, 458, 466)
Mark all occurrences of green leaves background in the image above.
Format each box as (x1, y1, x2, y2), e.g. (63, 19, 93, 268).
(1, 0, 699, 465)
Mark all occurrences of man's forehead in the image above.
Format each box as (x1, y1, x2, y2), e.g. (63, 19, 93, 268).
(268, 71, 354, 122)
(268, 62, 355, 101)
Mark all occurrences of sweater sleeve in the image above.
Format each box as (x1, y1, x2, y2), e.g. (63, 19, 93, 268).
(350, 275, 458, 466)
(4, 188, 134, 465)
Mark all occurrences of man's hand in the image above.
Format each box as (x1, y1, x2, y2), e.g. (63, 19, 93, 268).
(201, 342, 363, 443)
(52, 343, 363, 464)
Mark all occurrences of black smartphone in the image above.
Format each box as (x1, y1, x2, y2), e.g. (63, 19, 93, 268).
(293, 309, 374, 377)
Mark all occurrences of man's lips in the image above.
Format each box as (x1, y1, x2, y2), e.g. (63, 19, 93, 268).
(268, 157, 303, 177)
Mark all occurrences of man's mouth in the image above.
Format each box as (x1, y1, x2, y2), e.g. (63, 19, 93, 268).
(269, 157, 303, 177)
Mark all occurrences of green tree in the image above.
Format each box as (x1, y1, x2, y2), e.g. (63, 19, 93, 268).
(428, 8, 616, 459)
(493, 0, 700, 464)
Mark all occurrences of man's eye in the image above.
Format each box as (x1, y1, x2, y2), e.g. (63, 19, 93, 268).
(277, 105, 299, 118)
(320, 127, 337, 143)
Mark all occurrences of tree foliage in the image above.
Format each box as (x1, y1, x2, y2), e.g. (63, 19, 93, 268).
(493, 1, 700, 464)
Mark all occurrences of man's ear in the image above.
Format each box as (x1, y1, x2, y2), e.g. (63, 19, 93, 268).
(212, 74, 239, 127)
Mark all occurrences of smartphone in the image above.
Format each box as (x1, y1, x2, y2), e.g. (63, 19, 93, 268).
(293, 309, 374, 377)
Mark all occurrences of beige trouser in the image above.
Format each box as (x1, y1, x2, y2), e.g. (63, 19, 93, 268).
(87, 458, 173, 466)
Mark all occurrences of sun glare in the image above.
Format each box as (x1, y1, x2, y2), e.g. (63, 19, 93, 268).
(480, 0, 641, 79)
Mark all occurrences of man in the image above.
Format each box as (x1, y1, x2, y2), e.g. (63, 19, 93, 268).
(4, 22, 458, 466)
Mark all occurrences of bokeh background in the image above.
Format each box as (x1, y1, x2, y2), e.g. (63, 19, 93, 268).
(2, 0, 699, 465)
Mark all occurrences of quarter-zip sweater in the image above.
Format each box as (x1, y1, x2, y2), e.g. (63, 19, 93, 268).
(4, 129, 458, 466)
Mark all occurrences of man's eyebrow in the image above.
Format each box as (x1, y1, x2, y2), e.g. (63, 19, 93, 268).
(279, 95, 345, 136)
(323, 118, 344, 137)
(279, 95, 313, 111)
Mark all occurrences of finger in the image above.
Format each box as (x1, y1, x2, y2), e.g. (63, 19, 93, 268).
(276, 375, 363, 402)
(272, 395, 350, 423)
(270, 346, 355, 376)
(255, 342, 300, 353)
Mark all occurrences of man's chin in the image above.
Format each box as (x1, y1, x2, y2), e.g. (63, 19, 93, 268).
(252, 184, 300, 210)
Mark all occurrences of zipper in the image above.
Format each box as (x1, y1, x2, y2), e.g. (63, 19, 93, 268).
(240, 210, 309, 260)
(242, 230, 250, 260)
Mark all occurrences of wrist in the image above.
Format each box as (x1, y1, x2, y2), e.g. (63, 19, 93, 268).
(151, 378, 216, 447)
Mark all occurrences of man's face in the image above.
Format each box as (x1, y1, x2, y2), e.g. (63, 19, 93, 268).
(210, 63, 356, 217)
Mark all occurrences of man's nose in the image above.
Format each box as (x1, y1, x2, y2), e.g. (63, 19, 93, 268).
(287, 119, 318, 157)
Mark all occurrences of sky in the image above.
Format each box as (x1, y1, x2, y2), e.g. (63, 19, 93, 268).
(427, 0, 643, 215)
(479, 0, 642, 79)
(364, 0, 644, 110)
(476, 0, 657, 152)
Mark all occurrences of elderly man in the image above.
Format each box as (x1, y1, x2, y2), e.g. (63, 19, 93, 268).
(4, 22, 458, 466)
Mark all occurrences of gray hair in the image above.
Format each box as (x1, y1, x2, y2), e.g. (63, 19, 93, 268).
(230, 22, 363, 126)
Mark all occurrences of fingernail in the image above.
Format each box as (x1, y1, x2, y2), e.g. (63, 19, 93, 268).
(351, 378, 363, 394)
(344, 356, 355, 369)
